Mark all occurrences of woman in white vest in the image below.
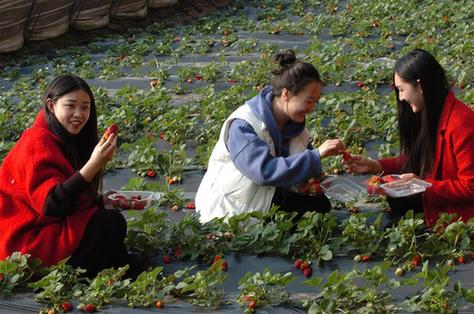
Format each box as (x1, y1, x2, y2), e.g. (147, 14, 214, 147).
(196, 50, 346, 223)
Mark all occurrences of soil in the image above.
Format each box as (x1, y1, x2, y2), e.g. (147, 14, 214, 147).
(0, 0, 231, 64)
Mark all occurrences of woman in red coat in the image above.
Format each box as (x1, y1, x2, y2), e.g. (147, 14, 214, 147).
(345, 49, 474, 226)
(0, 75, 130, 277)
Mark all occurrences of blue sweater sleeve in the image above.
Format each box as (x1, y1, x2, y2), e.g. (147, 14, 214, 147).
(225, 119, 322, 187)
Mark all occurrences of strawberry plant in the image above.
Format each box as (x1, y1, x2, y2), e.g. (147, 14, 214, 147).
(384, 210, 430, 270)
(175, 259, 227, 307)
(0, 252, 43, 296)
(427, 214, 474, 265)
(303, 263, 399, 313)
(246, 206, 298, 256)
(29, 262, 87, 310)
(126, 208, 170, 264)
(341, 213, 385, 260)
(400, 262, 467, 313)
(290, 212, 338, 265)
(75, 266, 131, 311)
(237, 268, 294, 313)
(125, 266, 177, 308)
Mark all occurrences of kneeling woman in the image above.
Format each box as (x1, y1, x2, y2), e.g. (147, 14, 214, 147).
(0, 75, 130, 277)
(196, 50, 345, 223)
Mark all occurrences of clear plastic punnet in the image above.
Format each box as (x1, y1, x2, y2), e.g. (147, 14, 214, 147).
(320, 175, 366, 202)
(381, 178, 432, 198)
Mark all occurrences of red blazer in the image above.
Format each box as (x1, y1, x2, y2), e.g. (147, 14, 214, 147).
(379, 92, 474, 225)
(0, 110, 98, 266)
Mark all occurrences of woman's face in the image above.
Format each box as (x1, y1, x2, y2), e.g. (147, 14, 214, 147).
(47, 89, 91, 135)
(394, 73, 424, 113)
(285, 81, 321, 123)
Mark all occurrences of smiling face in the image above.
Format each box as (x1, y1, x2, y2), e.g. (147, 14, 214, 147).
(285, 81, 321, 123)
(47, 89, 91, 135)
(394, 73, 424, 113)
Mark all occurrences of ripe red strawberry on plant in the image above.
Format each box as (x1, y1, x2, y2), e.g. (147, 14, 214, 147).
(61, 301, 73, 312)
(303, 267, 312, 277)
(155, 300, 164, 308)
(248, 300, 257, 309)
(213, 255, 222, 263)
(301, 261, 310, 270)
(411, 255, 421, 267)
(185, 201, 195, 209)
(361, 255, 371, 262)
(458, 255, 465, 264)
(82, 304, 96, 313)
(146, 170, 156, 178)
(195, 74, 203, 81)
(162, 255, 171, 264)
(0, 273, 4, 281)
(294, 259, 302, 269)
(221, 261, 229, 271)
(103, 123, 118, 140)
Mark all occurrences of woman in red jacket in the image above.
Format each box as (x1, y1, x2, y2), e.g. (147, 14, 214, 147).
(0, 75, 130, 277)
(345, 49, 474, 226)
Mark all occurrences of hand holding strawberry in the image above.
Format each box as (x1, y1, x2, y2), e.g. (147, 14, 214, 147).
(318, 139, 345, 158)
(344, 155, 382, 174)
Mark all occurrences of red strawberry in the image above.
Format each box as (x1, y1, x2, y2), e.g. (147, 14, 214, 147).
(248, 300, 257, 309)
(356, 82, 365, 88)
(458, 255, 465, 264)
(82, 304, 96, 313)
(221, 261, 229, 271)
(411, 255, 421, 267)
(301, 261, 310, 270)
(303, 267, 312, 277)
(361, 255, 371, 262)
(162, 255, 171, 264)
(155, 300, 164, 308)
(103, 123, 118, 140)
(146, 170, 156, 178)
(174, 248, 182, 257)
(243, 295, 254, 302)
(294, 259, 302, 269)
(195, 74, 203, 81)
(185, 202, 195, 209)
(61, 301, 73, 312)
(213, 255, 222, 263)
(341, 151, 352, 162)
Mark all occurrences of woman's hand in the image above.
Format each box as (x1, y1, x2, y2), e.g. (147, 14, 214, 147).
(318, 139, 346, 158)
(399, 173, 419, 180)
(344, 155, 382, 174)
(80, 134, 117, 182)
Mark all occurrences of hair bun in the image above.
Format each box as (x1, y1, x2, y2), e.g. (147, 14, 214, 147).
(272, 50, 297, 75)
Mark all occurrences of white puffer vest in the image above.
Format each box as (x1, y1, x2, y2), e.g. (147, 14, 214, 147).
(196, 104, 311, 223)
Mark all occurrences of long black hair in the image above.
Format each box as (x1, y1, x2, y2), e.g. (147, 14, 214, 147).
(43, 75, 101, 192)
(270, 49, 321, 97)
(394, 49, 449, 177)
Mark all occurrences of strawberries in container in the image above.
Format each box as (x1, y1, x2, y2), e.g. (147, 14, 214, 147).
(108, 191, 154, 210)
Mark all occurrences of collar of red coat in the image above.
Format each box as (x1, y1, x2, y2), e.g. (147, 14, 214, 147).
(438, 91, 455, 133)
(33, 109, 49, 129)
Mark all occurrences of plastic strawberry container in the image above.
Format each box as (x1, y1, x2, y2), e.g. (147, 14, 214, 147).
(320, 175, 366, 202)
(381, 178, 432, 198)
(107, 190, 155, 210)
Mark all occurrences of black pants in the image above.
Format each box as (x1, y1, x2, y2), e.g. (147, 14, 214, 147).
(67, 209, 131, 278)
(272, 188, 331, 219)
(386, 194, 423, 223)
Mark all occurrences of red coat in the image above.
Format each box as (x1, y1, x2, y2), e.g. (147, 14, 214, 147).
(0, 110, 98, 266)
(379, 92, 474, 225)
